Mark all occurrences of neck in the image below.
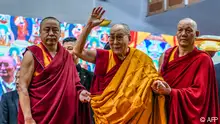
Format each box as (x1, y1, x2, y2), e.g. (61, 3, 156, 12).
(2, 76, 14, 84)
(178, 45, 194, 57)
(42, 43, 58, 52)
(117, 48, 129, 60)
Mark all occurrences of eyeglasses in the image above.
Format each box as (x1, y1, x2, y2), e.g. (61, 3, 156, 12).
(108, 34, 129, 41)
(0, 62, 13, 68)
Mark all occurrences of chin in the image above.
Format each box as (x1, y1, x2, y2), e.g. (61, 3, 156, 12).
(45, 40, 58, 46)
(179, 42, 190, 48)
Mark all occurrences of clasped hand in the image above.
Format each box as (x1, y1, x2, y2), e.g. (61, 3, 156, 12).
(79, 90, 91, 103)
(151, 80, 171, 95)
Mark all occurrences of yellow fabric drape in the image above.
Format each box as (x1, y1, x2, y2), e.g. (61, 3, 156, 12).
(34, 44, 52, 76)
(168, 47, 177, 62)
(91, 48, 167, 124)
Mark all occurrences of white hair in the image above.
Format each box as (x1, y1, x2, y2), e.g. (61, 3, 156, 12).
(178, 18, 198, 31)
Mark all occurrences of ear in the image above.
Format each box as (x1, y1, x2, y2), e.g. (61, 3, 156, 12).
(195, 30, 200, 37)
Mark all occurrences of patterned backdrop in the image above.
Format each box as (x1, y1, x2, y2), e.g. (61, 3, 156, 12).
(0, 13, 219, 100)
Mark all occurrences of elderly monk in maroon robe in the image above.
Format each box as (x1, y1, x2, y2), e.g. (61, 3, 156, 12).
(17, 17, 91, 124)
(74, 7, 167, 124)
(152, 18, 219, 124)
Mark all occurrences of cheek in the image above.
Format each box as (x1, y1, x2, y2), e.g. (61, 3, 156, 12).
(6, 67, 14, 73)
(40, 34, 47, 39)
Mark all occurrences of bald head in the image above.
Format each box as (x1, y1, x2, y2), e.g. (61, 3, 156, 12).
(176, 18, 199, 48)
(109, 23, 130, 58)
(178, 18, 197, 32)
(111, 23, 130, 35)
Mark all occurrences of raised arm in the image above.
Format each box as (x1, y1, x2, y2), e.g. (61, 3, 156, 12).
(17, 51, 36, 124)
(74, 7, 105, 64)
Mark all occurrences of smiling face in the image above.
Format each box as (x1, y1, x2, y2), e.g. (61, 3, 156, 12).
(176, 19, 199, 48)
(63, 40, 79, 64)
(109, 24, 130, 57)
(0, 56, 16, 78)
(40, 19, 61, 46)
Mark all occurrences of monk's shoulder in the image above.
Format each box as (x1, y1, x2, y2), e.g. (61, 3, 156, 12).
(196, 51, 213, 64)
(164, 46, 176, 56)
(96, 49, 109, 57)
(27, 44, 41, 52)
(135, 48, 153, 64)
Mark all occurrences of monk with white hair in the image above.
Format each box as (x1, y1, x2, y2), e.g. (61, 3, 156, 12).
(153, 18, 219, 124)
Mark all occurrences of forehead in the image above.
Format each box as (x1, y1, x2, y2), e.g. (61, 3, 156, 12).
(0, 56, 13, 62)
(178, 21, 194, 29)
(41, 19, 60, 28)
(63, 42, 75, 46)
(110, 25, 126, 34)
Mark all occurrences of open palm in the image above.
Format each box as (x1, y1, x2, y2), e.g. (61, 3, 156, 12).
(87, 7, 106, 28)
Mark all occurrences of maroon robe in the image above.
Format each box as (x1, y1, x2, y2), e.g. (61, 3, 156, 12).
(161, 46, 219, 124)
(90, 49, 124, 95)
(18, 43, 91, 124)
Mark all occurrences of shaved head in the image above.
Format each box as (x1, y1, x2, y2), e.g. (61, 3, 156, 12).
(176, 18, 199, 48)
(111, 23, 130, 35)
(178, 18, 197, 32)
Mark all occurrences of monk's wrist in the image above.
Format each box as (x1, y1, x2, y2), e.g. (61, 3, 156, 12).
(24, 115, 33, 121)
(85, 23, 93, 30)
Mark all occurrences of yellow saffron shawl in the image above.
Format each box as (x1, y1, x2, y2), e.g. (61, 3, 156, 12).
(91, 48, 167, 124)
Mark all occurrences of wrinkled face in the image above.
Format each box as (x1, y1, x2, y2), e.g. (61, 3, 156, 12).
(0, 56, 16, 78)
(40, 19, 61, 46)
(176, 21, 198, 48)
(109, 25, 129, 56)
(63, 41, 78, 61)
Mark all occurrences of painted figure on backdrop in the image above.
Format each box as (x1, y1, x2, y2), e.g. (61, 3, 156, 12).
(145, 39, 170, 69)
(13, 16, 30, 41)
(8, 47, 22, 68)
(0, 15, 15, 46)
(28, 18, 41, 45)
(71, 24, 83, 39)
(89, 38, 100, 50)
(0, 25, 12, 46)
(60, 22, 68, 40)
(136, 40, 148, 53)
(100, 30, 109, 43)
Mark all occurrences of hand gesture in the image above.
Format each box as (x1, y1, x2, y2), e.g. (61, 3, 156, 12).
(79, 90, 91, 103)
(25, 117, 36, 124)
(87, 7, 106, 28)
(151, 80, 171, 95)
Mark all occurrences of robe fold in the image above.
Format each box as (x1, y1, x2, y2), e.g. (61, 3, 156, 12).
(161, 46, 219, 124)
(18, 43, 91, 124)
(90, 48, 167, 124)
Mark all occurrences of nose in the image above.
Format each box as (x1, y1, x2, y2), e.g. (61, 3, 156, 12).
(181, 30, 187, 36)
(113, 37, 118, 44)
(48, 29, 54, 35)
